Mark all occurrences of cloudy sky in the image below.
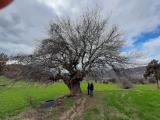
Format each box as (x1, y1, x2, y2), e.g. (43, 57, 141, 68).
(0, 0, 160, 65)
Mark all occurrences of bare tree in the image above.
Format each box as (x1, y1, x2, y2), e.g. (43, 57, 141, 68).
(144, 59, 160, 88)
(14, 8, 127, 95)
(0, 53, 8, 75)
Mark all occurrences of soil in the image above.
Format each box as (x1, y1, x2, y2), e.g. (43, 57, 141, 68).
(59, 97, 86, 120)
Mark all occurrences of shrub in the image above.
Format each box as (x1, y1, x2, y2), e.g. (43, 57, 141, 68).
(119, 79, 133, 89)
(102, 80, 108, 84)
(108, 78, 117, 83)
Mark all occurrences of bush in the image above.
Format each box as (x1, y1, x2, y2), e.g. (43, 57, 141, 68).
(119, 79, 133, 89)
(102, 80, 108, 84)
(108, 78, 117, 83)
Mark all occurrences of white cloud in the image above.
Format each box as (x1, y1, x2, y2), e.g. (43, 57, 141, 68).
(143, 36, 160, 53)
(37, 0, 160, 46)
(128, 36, 160, 65)
(100, 0, 160, 46)
(0, 42, 34, 55)
(0, 0, 56, 55)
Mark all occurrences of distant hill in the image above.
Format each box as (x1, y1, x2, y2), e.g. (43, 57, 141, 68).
(103, 66, 146, 79)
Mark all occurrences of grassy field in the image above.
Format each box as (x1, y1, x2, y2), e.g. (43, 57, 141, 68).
(0, 76, 118, 119)
(83, 85, 160, 120)
(0, 76, 69, 118)
(0, 76, 160, 120)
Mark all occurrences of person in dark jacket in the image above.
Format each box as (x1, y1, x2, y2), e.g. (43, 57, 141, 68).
(90, 83, 94, 96)
(87, 82, 90, 95)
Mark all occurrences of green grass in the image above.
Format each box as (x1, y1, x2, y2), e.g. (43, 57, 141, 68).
(0, 77, 118, 118)
(1, 76, 160, 120)
(0, 76, 69, 118)
(81, 81, 119, 91)
(83, 85, 160, 120)
(0, 77, 118, 119)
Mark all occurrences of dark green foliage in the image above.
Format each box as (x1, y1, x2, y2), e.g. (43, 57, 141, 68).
(144, 59, 160, 88)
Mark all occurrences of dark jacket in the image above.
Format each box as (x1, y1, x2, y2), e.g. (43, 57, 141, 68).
(90, 83, 94, 91)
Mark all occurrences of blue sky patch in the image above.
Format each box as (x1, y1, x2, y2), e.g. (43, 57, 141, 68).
(133, 25, 160, 47)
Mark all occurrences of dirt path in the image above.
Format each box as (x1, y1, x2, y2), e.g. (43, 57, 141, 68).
(5, 96, 87, 120)
(59, 97, 87, 120)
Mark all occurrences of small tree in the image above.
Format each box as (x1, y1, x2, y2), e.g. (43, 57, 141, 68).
(0, 53, 8, 75)
(144, 59, 160, 88)
(14, 8, 128, 95)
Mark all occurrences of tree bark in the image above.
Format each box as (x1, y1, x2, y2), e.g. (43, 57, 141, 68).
(69, 80, 82, 95)
(63, 79, 82, 96)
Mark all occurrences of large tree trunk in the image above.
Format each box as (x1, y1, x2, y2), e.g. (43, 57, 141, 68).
(69, 80, 81, 95)
(63, 79, 82, 96)
(62, 71, 84, 95)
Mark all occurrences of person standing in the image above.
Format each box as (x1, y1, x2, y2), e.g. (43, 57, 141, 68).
(90, 83, 94, 96)
(87, 82, 90, 95)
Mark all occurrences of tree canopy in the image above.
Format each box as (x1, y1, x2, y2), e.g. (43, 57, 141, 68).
(144, 59, 160, 88)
